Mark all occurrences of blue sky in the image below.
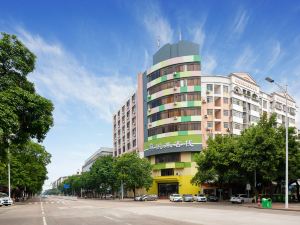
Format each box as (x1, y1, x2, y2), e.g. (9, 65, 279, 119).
(1, 0, 300, 189)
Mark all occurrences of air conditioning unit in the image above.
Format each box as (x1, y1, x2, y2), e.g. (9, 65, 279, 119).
(174, 102, 177, 106)
(202, 99, 206, 104)
(174, 87, 177, 91)
(204, 115, 208, 118)
(226, 128, 231, 132)
(206, 128, 211, 131)
(206, 91, 211, 94)
(174, 117, 177, 120)
(148, 108, 151, 112)
(148, 123, 152, 127)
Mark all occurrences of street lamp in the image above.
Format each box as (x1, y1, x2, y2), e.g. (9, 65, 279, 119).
(265, 77, 289, 209)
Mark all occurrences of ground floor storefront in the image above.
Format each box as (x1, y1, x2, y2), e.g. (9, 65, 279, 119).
(147, 174, 200, 197)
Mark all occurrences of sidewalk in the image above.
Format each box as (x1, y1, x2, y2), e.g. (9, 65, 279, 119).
(243, 202, 300, 212)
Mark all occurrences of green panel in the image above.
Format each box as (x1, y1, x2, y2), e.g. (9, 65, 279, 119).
(178, 131, 188, 136)
(187, 101, 194, 107)
(159, 105, 165, 111)
(180, 86, 188, 92)
(144, 134, 202, 150)
(193, 55, 201, 61)
(181, 116, 191, 122)
(175, 162, 192, 168)
(153, 163, 166, 170)
(161, 75, 167, 82)
(194, 86, 201, 91)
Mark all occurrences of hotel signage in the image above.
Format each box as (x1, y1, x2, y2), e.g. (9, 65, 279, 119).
(149, 140, 194, 150)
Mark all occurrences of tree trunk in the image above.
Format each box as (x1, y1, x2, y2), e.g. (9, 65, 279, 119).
(133, 188, 136, 199)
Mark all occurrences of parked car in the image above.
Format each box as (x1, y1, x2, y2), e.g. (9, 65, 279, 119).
(134, 195, 146, 201)
(169, 194, 183, 202)
(0, 200, 3, 207)
(0, 192, 13, 206)
(194, 194, 207, 202)
(182, 194, 194, 202)
(208, 195, 218, 202)
(230, 194, 254, 204)
(142, 194, 158, 201)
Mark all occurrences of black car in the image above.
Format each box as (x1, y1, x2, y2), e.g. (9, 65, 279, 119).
(208, 195, 218, 202)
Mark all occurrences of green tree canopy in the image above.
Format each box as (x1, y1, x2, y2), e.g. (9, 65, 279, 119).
(115, 152, 152, 197)
(0, 141, 51, 195)
(0, 32, 54, 157)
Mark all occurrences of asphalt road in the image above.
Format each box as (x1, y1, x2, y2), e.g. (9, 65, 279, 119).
(0, 196, 299, 225)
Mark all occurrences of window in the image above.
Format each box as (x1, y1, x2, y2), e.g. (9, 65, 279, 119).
(223, 85, 229, 93)
(263, 100, 267, 109)
(232, 110, 243, 118)
(133, 139, 136, 147)
(127, 143, 131, 150)
(161, 168, 174, 176)
(123, 146, 125, 152)
(224, 122, 229, 129)
(223, 97, 229, 104)
(155, 153, 180, 163)
(148, 122, 201, 136)
(207, 96, 213, 103)
(207, 84, 213, 91)
(126, 100, 130, 107)
(223, 110, 229, 116)
(234, 123, 242, 130)
(207, 109, 213, 115)
(232, 98, 242, 106)
(207, 121, 213, 128)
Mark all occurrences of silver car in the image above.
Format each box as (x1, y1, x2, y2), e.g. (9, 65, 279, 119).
(182, 194, 194, 202)
(0, 192, 13, 206)
(194, 194, 207, 202)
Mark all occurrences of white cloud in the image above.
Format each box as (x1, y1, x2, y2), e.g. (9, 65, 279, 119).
(232, 9, 250, 35)
(190, 22, 206, 51)
(202, 55, 217, 74)
(16, 28, 136, 123)
(265, 41, 281, 71)
(142, 2, 173, 46)
(233, 46, 257, 71)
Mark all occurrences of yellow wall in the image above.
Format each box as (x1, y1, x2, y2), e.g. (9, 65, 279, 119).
(147, 174, 200, 196)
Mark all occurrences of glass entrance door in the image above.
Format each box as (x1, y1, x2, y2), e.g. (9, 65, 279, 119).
(158, 182, 179, 198)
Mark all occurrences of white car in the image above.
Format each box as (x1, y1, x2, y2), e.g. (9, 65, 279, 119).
(194, 194, 207, 202)
(230, 194, 254, 204)
(0, 192, 13, 206)
(169, 194, 183, 202)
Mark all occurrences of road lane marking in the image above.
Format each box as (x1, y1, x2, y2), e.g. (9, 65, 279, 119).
(103, 216, 132, 225)
(43, 216, 47, 225)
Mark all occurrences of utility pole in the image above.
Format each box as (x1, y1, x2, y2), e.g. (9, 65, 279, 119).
(8, 148, 11, 199)
(265, 77, 289, 209)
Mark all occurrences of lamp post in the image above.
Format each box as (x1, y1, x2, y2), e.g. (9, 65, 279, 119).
(265, 77, 289, 209)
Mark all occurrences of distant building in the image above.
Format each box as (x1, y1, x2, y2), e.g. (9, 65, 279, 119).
(51, 176, 69, 189)
(82, 147, 113, 172)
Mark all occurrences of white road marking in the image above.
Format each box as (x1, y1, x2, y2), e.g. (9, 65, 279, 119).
(103, 216, 132, 225)
(41, 201, 48, 225)
(42, 216, 47, 225)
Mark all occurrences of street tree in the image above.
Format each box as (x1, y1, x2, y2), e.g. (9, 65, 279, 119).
(191, 135, 244, 188)
(0, 33, 54, 157)
(89, 155, 118, 198)
(0, 141, 51, 196)
(115, 152, 152, 198)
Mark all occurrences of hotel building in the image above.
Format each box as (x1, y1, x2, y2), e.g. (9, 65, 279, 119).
(112, 40, 297, 197)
